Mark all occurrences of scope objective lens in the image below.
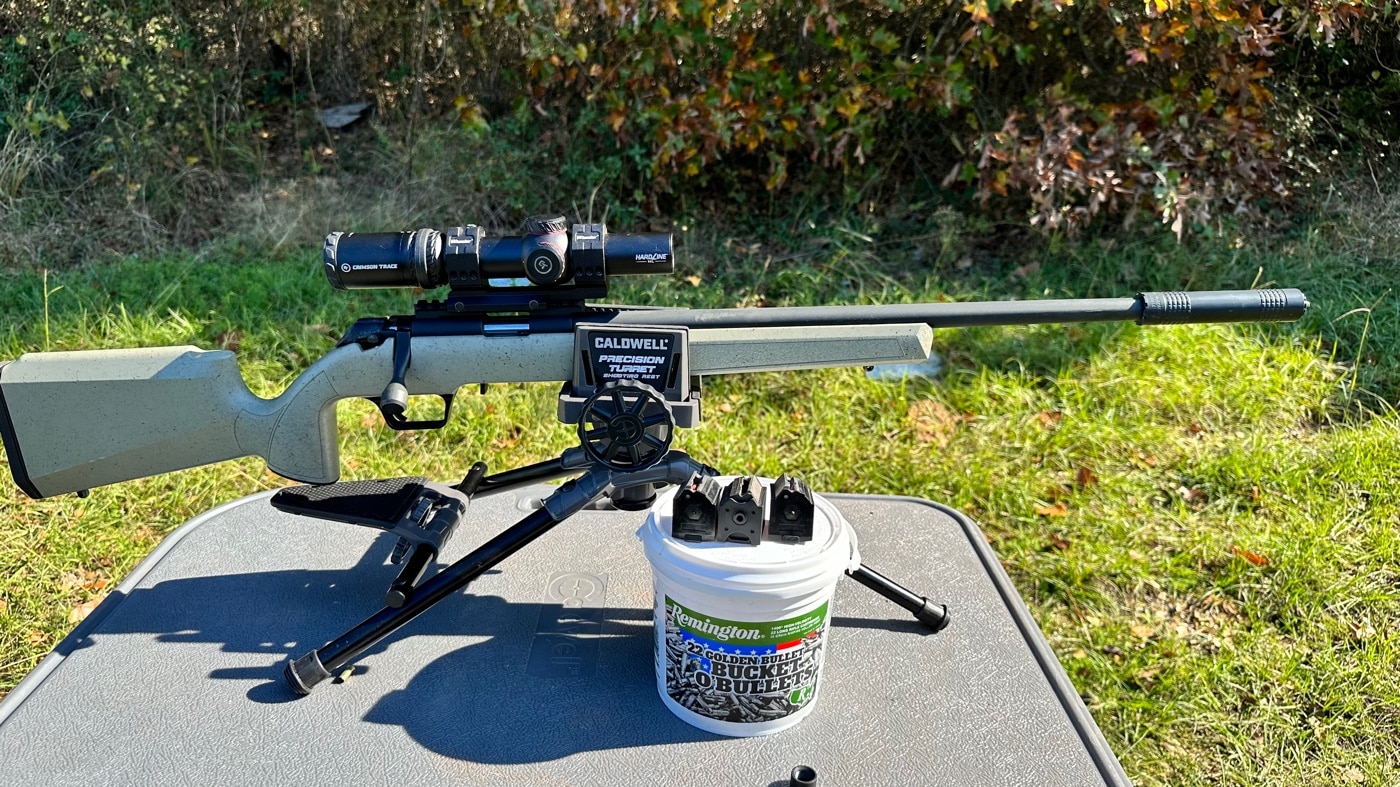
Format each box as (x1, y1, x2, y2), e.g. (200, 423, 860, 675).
(324, 230, 441, 290)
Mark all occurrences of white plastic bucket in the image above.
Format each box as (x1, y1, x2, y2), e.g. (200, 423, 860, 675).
(637, 481, 859, 737)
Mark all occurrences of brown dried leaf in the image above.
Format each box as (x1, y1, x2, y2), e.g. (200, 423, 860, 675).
(1176, 484, 1209, 501)
(1075, 466, 1098, 488)
(1348, 620, 1377, 641)
(28, 629, 46, 645)
(1135, 664, 1164, 688)
(1187, 422, 1204, 435)
(1048, 533, 1071, 550)
(1230, 545, 1269, 567)
(1130, 623, 1155, 639)
(1035, 502, 1069, 517)
(217, 331, 244, 352)
(1036, 410, 1063, 429)
(907, 400, 960, 447)
(69, 595, 105, 624)
(492, 426, 523, 450)
(1013, 262, 1041, 278)
(685, 275, 702, 287)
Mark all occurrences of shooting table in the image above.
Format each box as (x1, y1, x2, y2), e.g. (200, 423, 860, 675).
(0, 487, 1131, 786)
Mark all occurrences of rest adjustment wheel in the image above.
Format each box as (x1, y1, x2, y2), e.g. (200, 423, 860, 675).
(577, 380, 675, 470)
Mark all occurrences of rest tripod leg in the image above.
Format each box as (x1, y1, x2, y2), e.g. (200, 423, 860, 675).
(846, 564, 950, 632)
(286, 505, 564, 693)
(285, 451, 709, 695)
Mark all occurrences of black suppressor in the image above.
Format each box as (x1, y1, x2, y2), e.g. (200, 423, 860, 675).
(323, 215, 673, 291)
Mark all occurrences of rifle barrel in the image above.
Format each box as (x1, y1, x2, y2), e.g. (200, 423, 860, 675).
(607, 289, 1308, 330)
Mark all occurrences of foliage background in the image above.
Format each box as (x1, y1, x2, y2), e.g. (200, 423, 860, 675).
(2, 0, 1399, 259)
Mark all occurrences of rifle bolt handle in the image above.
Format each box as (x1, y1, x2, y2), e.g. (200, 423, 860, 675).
(381, 382, 409, 417)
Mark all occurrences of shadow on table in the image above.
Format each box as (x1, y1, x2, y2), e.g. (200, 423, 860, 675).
(73, 530, 937, 763)
(67, 533, 723, 760)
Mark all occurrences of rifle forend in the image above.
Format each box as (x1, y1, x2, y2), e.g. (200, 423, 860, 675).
(0, 288, 1307, 499)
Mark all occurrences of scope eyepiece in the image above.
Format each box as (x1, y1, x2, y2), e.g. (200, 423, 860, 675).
(323, 217, 673, 294)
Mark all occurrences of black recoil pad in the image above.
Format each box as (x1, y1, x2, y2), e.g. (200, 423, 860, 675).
(672, 472, 721, 542)
(1137, 288, 1309, 325)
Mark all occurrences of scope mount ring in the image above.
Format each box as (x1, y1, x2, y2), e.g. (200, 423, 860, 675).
(576, 380, 675, 471)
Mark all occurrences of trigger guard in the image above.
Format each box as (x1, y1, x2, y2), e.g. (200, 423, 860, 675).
(373, 393, 454, 431)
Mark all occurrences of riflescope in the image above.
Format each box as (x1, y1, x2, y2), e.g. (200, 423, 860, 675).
(323, 215, 673, 292)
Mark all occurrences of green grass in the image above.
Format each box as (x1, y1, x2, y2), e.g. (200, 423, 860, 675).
(0, 228, 1397, 785)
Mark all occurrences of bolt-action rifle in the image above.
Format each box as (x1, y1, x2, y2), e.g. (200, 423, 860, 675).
(0, 216, 1308, 500)
(0, 217, 1310, 692)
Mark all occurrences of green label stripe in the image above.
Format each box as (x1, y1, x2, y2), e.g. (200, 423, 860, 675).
(665, 597, 828, 646)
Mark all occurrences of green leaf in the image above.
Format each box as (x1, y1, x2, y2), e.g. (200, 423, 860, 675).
(870, 28, 900, 55)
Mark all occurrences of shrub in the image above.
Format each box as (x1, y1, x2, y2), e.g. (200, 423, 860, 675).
(2, 0, 1396, 249)
(512, 0, 1389, 235)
